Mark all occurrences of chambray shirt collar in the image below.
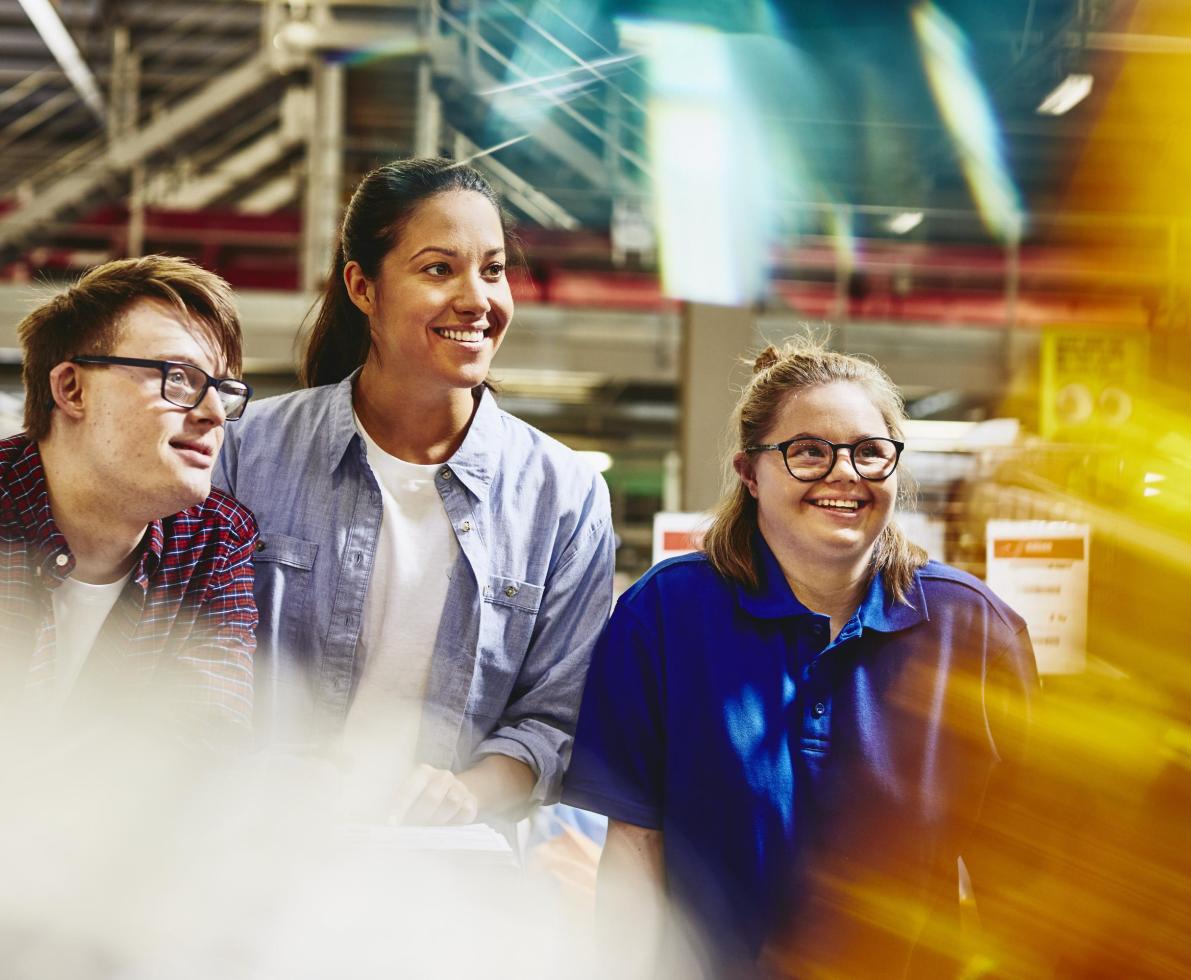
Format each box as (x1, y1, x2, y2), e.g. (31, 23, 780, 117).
(322, 371, 501, 502)
(325, 371, 365, 474)
(445, 386, 502, 502)
(735, 532, 929, 633)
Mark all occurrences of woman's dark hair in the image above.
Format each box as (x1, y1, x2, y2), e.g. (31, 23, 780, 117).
(300, 157, 513, 388)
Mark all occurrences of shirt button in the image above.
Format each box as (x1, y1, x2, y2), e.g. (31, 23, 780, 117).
(54, 553, 69, 567)
(811, 701, 827, 719)
(440, 468, 452, 480)
(504, 585, 518, 598)
(461, 521, 472, 533)
(255, 540, 267, 552)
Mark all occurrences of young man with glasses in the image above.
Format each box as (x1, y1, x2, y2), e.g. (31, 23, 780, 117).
(1, 255, 258, 742)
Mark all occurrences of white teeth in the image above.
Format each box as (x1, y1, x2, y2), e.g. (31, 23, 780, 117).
(438, 328, 486, 342)
(813, 499, 860, 510)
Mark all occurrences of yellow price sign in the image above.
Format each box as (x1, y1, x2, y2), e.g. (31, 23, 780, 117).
(1040, 329, 1148, 440)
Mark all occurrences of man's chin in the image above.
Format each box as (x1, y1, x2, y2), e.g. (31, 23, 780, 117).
(162, 476, 212, 516)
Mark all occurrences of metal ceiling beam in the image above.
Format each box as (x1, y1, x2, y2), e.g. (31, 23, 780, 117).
(0, 49, 279, 249)
(236, 172, 299, 213)
(452, 131, 580, 230)
(144, 84, 308, 210)
(15, 0, 105, 122)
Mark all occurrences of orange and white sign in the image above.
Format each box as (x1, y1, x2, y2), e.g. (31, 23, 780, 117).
(985, 520, 1089, 674)
(652, 511, 712, 566)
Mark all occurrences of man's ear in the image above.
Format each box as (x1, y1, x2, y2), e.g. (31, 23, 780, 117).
(733, 451, 759, 499)
(47, 362, 86, 423)
(343, 260, 375, 318)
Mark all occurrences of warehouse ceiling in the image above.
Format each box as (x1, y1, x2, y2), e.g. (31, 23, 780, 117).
(0, 0, 1132, 251)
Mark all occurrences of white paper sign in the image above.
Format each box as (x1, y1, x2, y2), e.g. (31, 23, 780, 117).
(985, 520, 1089, 675)
(652, 511, 712, 566)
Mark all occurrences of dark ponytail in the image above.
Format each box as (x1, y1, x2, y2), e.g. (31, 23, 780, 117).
(299, 157, 512, 389)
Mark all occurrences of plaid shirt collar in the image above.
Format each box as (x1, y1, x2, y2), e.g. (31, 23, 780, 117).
(10, 437, 164, 591)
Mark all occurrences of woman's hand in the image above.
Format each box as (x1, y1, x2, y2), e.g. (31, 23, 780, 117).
(390, 764, 479, 826)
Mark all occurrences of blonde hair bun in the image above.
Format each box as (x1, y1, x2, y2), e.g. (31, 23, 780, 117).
(752, 345, 781, 374)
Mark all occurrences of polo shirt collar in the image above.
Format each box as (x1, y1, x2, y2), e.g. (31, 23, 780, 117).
(735, 535, 815, 619)
(325, 372, 500, 501)
(855, 563, 929, 633)
(736, 533, 929, 633)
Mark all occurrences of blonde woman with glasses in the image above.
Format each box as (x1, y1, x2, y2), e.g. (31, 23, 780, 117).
(564, 339, 1039, 978)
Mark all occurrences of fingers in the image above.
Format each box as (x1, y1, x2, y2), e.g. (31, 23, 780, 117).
(390, 764, 479, 826)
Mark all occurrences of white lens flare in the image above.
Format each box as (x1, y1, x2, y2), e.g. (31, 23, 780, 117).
(911, 1, 1025, 242)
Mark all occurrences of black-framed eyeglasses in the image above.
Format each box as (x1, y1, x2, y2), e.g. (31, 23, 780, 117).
(745, 436, 904, 482)
(70, 356, 253, 420)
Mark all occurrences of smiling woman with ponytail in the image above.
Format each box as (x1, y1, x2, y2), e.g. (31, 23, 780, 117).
(214, 158, 615, 828)
(563, 337, 1040, 977)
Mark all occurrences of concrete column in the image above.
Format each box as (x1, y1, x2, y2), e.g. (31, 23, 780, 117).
(301, 57, 345, 293)
(679, 302, 756, 512)
(111, 26, 144, 256)
(413, 58, 442, 158)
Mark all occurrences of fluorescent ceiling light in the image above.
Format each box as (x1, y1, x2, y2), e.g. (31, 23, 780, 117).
(17, 0, 105, 122)
(886, 211, 923, 234)
(1037, 74, 1093, 116)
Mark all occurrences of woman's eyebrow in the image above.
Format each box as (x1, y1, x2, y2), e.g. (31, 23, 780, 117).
(409, 246, 456, 261)
(408, 245, 506, 261)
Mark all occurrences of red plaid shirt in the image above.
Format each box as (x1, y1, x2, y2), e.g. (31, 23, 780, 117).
(0, 434, 258, 735)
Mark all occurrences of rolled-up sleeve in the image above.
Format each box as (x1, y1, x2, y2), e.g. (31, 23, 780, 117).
(472, 504, 616, 805)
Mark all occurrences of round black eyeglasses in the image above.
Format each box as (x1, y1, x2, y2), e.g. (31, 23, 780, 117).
(70, 356, 253, 420)
(745, 436, 904, 482)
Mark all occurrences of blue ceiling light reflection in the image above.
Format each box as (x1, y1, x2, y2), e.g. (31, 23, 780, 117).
(491, 0, 617, 127)
(911, 1, 1025, 243)
(616, 18, 791, 306)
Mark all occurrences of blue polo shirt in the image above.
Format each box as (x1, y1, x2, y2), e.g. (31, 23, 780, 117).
(562, 540, 1038, 972)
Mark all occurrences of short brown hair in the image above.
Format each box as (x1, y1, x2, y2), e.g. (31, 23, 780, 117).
(18, 255, 243, 441)
(702, 337, 928, 605)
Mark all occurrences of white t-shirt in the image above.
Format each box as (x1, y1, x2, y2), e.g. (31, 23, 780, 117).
(341, 414, 460, 817)
(51, 571, 132, 708)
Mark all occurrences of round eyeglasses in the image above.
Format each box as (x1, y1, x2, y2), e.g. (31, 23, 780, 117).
(745, 436, 904, 482)
(70, 356, 253, 420)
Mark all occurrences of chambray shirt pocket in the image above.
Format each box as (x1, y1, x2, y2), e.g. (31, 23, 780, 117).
(252, 531, 319, 661)
(469, 575, 545, 716)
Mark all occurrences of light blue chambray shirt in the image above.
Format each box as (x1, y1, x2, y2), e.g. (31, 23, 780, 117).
(214, 373, 615, 804)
